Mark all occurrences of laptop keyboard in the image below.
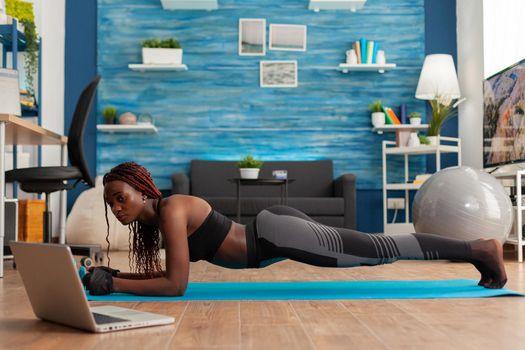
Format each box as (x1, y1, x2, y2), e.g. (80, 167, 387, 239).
(92, 312, 130, 324)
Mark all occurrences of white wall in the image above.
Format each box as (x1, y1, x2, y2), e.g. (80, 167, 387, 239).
(457, 0, 525, 169)
(34, 0, 66, 238)
(0, 1, 65, 237)
(483, 0, 525, 78)
(457, 0, 484, 169)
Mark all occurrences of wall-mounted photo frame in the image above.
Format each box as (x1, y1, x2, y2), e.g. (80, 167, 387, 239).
(269, 24, 307, 51)
(260, 60, 298, 88)
(239, 18, 266, 56)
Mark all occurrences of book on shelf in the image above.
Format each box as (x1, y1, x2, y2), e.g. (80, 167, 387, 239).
(372, 41, 378, 64)
(366, 41, 374, 64)
(386, 107, 401, 124)
(360, 38, 367, 64)
(381, 106, 401, 125)
(353, 41, 362, 64)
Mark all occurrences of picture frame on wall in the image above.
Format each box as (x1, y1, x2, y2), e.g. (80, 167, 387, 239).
(269, 24, 307, 51)
(239, 18, 266, 56)
(260, 60, 298, 88)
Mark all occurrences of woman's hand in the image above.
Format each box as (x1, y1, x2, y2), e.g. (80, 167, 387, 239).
(82, 267, 114, 295)
(87, 265, 120, 277)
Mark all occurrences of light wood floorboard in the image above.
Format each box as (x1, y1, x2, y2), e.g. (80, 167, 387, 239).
(1, 249, 524, 350)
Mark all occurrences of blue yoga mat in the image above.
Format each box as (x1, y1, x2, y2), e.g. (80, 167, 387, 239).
(86, 279, 523, 301)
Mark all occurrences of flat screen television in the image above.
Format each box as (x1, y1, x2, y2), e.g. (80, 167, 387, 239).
(483, 58, 525, 168)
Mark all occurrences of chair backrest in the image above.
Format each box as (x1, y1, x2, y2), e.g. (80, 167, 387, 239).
(67, 75, 100, 188)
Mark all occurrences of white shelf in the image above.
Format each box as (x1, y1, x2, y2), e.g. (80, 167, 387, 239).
(385, 145, 460, 155)
(382, 137, 461, 235)
(385, 183, 421, 190)
(128, 64, 188, 72)
(372, 124, 429, 134)
(160, 0, 218, 10)
(97, 124, 158, 133)
(506, 236, 523, 246)
(492, 169, 525, 180)
(338, 63, 396, 74)
(309, 0, 366, 12)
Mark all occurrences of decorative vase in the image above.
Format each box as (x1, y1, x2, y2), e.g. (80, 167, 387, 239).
(119, 112, 137, 125)
(239, 168, 260, 179)
(346, 49, 357, 64)
(408, 132, 420, 147)
(371, 112, 385, 127)
(376, 50, 386, 65)
(409, 117, 422, 125)
(427, 136, 438, 146)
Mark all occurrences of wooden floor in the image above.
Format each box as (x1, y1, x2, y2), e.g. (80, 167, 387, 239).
(2, 249, 525, 350)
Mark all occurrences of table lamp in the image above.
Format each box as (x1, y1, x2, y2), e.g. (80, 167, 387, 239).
(415, 54, 461, 100)
(0, 68, 21, 116)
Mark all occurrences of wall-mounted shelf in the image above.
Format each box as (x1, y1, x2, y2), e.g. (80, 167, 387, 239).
(160, 0, 218, 10)
(128, 64, 188, 72)
(338, 63, 396, 74)
(97, 124, 158, 133)
(372, 124, 429, 134)
(309, 0, 366, 12)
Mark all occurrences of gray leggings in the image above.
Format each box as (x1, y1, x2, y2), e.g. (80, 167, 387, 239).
(246, 205, 472, 268)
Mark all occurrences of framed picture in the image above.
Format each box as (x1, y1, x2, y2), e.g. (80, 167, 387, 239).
(269, 24, 307, 51)
(238, 18, 266, 56)
(260, 60, 298, 88)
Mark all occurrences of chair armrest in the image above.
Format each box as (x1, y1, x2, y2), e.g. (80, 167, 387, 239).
(171, 172, 190, 195)
(334, 173, 356, 229)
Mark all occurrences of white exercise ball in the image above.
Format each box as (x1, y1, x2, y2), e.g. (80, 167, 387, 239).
(412, 166, 513, 243)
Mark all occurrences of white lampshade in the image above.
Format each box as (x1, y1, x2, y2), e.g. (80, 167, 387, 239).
(415, 54, 461, 100)
(0, 68, 21, 116)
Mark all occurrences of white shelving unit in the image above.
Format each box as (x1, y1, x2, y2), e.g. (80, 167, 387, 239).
(372, 124, 429, 135)
(338, 63, 396, 74)
(128, 64, 188, 72)
(492, 169, 525, 262)
(309, 0, 367, 12)
(160, 0, 218, 10)
(382, 136, 461, 234)
(97, 124, 158, 133)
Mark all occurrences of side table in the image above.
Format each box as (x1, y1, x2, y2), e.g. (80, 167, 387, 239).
(227, 178, 295, 223)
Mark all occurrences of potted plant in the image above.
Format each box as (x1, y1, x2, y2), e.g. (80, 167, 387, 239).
(6, 0, 39, 95)
(102, 106, 117, 125)
(409, 112, 422, 125)
(369, 100, 385, 127)
(237, 155, 263, 179)
(426, 95, 466, 145)
(418, 134, 430, 145)
(142, 38, 182, 65)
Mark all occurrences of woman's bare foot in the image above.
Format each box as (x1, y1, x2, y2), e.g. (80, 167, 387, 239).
(470, 239, 507, 289)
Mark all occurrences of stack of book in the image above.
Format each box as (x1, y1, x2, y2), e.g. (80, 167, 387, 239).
(381, 106, 401, 124)
(352, 38, 379, 64)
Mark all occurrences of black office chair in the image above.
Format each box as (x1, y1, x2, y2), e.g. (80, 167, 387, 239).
(6, 75, 100, 245)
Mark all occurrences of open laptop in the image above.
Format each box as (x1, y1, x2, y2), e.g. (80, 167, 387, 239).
(10, 241, 175, 333)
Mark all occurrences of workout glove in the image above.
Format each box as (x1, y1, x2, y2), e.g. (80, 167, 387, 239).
(82, 267, 114, 295)
(88, 265, 120, 277)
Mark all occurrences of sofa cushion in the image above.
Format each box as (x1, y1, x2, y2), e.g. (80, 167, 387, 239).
(204, 197, 344, 216)
(191, 160, 334, 198)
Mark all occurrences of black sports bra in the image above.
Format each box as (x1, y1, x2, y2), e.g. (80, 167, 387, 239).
(155, 200, 232, 262)
(187, 210, 233, 262)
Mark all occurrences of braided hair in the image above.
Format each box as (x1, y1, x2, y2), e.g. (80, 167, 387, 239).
(103, 162, 162, 276)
